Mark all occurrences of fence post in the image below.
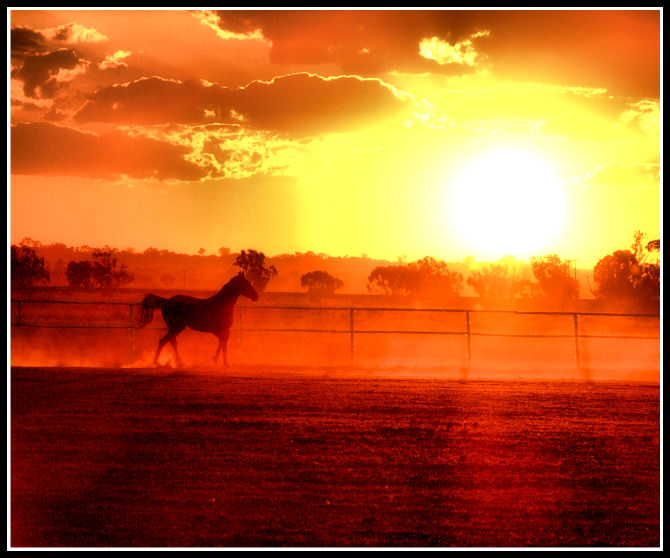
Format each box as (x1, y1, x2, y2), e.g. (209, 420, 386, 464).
(349, 308, 355, 365)
(129, 304, 136, 362)
(465, 310, 472, 368)
(15, 300, 23, 359)
(238, 307, 244, 353)
(573, 313, 581, 369)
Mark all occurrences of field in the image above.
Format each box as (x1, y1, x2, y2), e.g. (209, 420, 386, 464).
(10, 366, 660, 548)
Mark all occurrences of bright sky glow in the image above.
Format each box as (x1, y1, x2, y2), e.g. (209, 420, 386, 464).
(9, 9, 661, 267)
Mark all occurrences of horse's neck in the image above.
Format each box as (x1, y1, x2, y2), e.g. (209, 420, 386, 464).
(210, 285, 238, 305)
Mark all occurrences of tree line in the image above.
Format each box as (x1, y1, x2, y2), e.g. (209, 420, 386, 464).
(11, 232, 660, 310)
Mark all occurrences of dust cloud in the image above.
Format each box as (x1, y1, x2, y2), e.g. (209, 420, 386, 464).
(10, 295, 660, 382)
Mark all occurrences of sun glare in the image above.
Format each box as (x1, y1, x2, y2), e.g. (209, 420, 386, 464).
(447, 147, 565, 260)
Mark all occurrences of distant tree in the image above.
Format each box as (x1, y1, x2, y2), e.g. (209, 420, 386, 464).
(367, 264, 420, 295)
(301, 270, 344, 296)
(530, 254, 578, 301)
(11, 245, 50, 288)
(593, 234, 659, 308)
(646, 238, 660, 254)
(631, 230, 660, 265)
(18, 237, 42, 249)
(412, 256, 463, 297)
(66, 260, 94, 288)
(593, 251, 639, 300)
(234, 249, 278, 292)
(367, 256, 463, 297)
(91, 248, 134, 288)
(467, 256, 538, 299)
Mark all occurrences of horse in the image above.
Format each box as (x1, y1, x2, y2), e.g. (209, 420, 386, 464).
(137, 271, 259, 367)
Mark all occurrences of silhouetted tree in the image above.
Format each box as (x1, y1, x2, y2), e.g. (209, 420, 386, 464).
(301, 270, 344, 296)
(593, 232, 659, 309)
(646, 238, 660, 253)
(367, 257, 463, 297)
(11, 245, 50, 288)
(530, 254, 578, 301)
(367, 264, 418, 295)
(412, 256, 463, 297)
(467, 256, 538, 299)
(66, 260, 94, 288)
(91, 248, 134, 288)
(234, 249, 278, 292)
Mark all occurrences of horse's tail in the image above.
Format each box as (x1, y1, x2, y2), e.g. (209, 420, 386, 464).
(137, 294, 167, 328)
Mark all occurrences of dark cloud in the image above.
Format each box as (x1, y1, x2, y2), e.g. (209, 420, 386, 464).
(75, 77, 222, 124)
(10, 22, 110, 101)
(11, 122, 205, 181)
(10, 26, 48, 57)
(74, 73, 412, 135)
(212, 10, 462, 75)
(235, 73, 412, 135)
(210, 9, 660, 97)
(11, 48, 88, 98)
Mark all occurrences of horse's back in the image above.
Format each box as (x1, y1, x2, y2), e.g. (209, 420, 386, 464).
(162, 294, 233, 332)
(169, 294, 203, 305)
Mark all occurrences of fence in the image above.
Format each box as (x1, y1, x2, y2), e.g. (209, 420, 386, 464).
(10, 298, 661, 372)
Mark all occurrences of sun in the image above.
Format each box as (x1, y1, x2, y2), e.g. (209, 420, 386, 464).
(447, 147, 566, 260)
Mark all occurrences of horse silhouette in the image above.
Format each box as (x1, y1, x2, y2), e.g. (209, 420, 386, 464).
(137, 271, 259, 367)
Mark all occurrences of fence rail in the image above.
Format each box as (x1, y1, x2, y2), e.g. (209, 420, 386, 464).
(10, 299, 661, 369)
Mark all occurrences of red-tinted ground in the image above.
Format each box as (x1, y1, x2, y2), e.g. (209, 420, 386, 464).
(10, 366, 660, 548)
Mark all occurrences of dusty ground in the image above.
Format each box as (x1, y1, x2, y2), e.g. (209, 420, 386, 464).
(10, 366, 660, 548)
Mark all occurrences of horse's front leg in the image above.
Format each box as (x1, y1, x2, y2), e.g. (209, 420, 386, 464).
(214, 330, 230, 368)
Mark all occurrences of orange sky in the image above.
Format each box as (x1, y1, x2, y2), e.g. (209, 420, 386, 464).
(9, 9, 661, 268)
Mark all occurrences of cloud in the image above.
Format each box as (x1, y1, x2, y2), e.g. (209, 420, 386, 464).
(200, 10, 470, 75)
(74, 76, 227, 125)
(10, 23, 106, 101)
(572, 162, 660, 188)
(419, 31, 490, 67)
(40, 22, 108, 44)
(620, 100, 660, 136)
(193, 10, 267, 41)
(196, 10, 659, 97)
(99, 50, 133, 70)
(162, 123, 314, 180)
(11, 48, 90, 98)
(74, 72, 414, 136)
(10, 26, 47, 56)
(234, 73, 414, 135)
(11, 122, 205, 181)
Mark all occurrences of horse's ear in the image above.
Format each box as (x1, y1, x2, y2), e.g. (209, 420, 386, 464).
(238, 271, 244, 277)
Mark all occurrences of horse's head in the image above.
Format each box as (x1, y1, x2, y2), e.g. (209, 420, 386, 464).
(235, 271, 259, 301)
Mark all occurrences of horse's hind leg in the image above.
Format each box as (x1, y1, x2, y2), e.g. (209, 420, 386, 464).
(155, 329, 184, 367)
(169, 335, 186, 368)
(154, 333, 171, 365)
(213, 337, 222, 363)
